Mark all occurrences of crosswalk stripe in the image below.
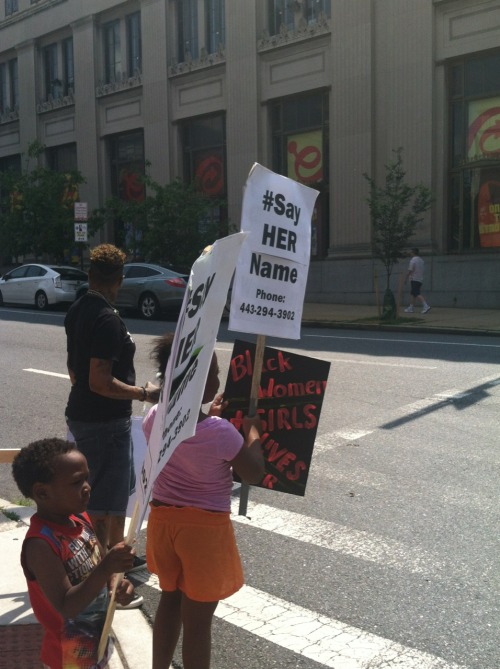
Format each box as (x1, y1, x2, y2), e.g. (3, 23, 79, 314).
(132, 572, 465, 669)
(231, 500, 444, 575)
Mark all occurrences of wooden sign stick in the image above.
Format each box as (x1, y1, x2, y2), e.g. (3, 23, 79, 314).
(97, 499, 140, 661)
(238, 334, 266, 516)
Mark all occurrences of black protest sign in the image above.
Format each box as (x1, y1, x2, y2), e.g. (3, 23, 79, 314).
(222, 339, 330, 496)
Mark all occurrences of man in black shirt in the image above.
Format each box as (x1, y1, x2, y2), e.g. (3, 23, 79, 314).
(65, 244, 159, 570)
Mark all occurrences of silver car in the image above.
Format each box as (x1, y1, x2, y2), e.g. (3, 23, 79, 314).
(0, 264, 88, 310)
(77, 262, 188, 319)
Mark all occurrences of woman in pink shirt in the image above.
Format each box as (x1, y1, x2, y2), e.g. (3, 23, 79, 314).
(143, 333, 264, 669)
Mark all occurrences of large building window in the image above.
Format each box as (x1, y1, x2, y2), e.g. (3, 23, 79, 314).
(269, 0, 330, 35)
(206, 0, 225, 54)
(182, 113, 227, 231)
(62, 38, 74, 94)
(103, 20, 122, 83)
(43, 44, 61, 99)
(0, 64, 6, 113)
(271, 90, 329, 258)
(177, 0, 199, 62)
(0, 58, 18, 114)
(5, 0, 18, 16)
(127, 12, 142, 76)
(102, 13, 142, 83)
(109, 131, 145, 245)
(173, 0, 225, 64)
(9, 59, 18, 109)
(449, 53, 500, 251)
(40, 39, 74, 102)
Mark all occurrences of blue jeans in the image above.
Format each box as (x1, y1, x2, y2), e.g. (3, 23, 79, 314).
(66, 416, 135, 515)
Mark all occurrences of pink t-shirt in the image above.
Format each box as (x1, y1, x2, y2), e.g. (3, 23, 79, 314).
(143, 407, 243, 512)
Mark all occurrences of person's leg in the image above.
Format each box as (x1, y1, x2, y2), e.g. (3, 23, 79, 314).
(153, 590, 182, 669)
(181, 595, 218, 669)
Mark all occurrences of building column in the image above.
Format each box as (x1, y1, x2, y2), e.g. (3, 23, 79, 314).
(224, 2, 259, 230)
(141, 0, 170, 184)
(71, 15, 101, 233)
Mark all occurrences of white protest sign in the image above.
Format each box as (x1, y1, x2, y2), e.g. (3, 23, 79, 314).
(229, 163, 319, 339)
(136, 232, 247, 522)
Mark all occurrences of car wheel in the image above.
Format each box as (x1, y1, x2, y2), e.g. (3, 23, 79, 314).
(139, 292, 160, 319)
(35, 290, 49, 311)
(0, 290, 3, 306)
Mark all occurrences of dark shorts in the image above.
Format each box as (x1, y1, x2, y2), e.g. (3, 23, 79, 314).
(66, 416, 135, 515)
(410, 280, 422, 297)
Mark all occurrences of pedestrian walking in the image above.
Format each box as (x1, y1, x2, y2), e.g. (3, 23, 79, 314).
(11, 438, 137, 669)
(143, 333, 265, 669)
(64, 243, 159, 588)
(404, 248, 431, 314)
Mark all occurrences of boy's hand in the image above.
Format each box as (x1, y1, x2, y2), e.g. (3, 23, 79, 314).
(209, 393, 228, 417)
(114, 578, 135, 606)
(101, 542, 135, 576)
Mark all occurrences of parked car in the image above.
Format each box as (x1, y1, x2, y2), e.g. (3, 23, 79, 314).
(0, 264, 88, 311)
(76, 262, 188, 320)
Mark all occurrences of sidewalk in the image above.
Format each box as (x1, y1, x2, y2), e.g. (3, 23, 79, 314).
(1, 302, 498, 668)
(301, 302, 500, 336)
(0, 499, 152, 669)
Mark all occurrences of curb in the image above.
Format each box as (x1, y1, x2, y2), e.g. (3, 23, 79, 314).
(301, 319, 499, 337)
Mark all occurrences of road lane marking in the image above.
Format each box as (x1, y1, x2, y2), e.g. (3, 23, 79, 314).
(230, 501, 444, 575)
(132, 571, 465, 669)
(23, 368, 69, 379)
(334, 429, 374, 441)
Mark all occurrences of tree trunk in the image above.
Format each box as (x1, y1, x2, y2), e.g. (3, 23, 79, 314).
(382, 288, 397, 321)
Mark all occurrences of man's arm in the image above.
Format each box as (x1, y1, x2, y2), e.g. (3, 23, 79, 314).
(89, 358, 159, 402)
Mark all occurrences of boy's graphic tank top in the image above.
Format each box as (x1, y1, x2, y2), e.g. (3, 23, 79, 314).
(21, 512, 110, 669)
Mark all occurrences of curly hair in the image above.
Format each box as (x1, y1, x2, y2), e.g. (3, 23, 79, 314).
(12, 438, 76, 499)
(89, 243, 126, 283)
(150, 332, 174, 381)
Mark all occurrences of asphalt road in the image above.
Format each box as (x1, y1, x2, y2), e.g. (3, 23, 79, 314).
(1, 304, 499, 669)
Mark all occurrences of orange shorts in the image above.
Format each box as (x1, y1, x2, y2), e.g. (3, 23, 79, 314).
(146, 504, 244, 602)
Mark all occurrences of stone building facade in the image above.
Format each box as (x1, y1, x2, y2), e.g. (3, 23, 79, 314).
(1, 0, 499, 307)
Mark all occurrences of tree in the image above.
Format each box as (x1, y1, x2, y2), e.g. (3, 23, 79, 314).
(0, 141, 86, 263)
(363, 148, 432, 319)
(89, 172, 227, 272)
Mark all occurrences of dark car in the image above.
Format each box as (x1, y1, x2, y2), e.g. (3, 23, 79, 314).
(77, 262, 188, 319)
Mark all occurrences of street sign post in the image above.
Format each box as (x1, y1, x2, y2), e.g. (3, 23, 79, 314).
(74, 202, 88, 269)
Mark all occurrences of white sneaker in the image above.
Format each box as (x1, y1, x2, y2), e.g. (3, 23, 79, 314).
(422, 305, 431, 314)
(404, 306, 414, 313)
(116, 593, 144, 610)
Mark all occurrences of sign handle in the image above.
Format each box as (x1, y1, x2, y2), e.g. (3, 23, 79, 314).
(238, 334, 266, 516)
(97, 500, 140, 661)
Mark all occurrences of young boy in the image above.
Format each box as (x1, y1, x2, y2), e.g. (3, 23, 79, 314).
(12, 438, 137, 669)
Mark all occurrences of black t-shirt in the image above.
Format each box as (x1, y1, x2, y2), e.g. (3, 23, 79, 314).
(65, 294, 136, 422)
